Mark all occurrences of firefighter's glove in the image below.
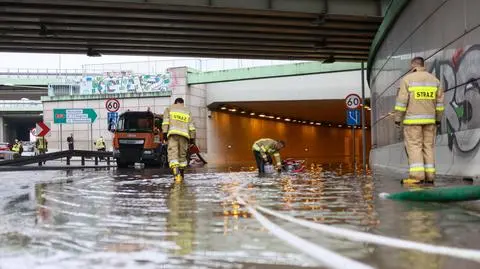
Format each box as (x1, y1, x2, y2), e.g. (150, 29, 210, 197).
(189, 138, 195, 145)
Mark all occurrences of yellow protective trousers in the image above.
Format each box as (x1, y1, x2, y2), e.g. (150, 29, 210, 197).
(404, 124, 436, 181)
(168, 134, 189, 168)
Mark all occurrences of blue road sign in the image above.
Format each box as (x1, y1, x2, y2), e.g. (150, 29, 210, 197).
(107, 112, 119, 131)
(347, 109, 361, 126)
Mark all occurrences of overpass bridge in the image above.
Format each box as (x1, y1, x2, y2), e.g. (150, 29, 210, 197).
(0, 0, 382, 62)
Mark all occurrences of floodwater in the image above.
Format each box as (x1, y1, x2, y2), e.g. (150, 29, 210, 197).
(1, 165, 480, 269)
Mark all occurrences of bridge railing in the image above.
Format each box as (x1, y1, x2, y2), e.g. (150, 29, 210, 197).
(0, 100, 43, 111)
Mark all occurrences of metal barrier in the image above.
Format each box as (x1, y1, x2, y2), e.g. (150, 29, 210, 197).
(0, 150, 113, 167)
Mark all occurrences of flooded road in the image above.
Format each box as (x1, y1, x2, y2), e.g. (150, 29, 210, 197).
(1, 166, 480, 269)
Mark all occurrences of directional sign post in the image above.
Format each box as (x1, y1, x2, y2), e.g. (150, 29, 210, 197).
(346, 109, 361, 126)
(54, 108, 97, 124)
(105, 98, 120, 112)
(35, 122, 51, 137)
(345, 93, 362, 176)
(107, 112, 119, 131)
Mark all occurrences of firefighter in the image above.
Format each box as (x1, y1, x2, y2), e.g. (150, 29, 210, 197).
(252, 138, 285, 174)
(394, 57, 444, 184)
(11, 139, 23, 159)
(35, 135, 48, 164)
(162, 97, 196, 182)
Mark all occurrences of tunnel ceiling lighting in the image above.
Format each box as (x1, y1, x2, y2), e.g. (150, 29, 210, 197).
(302, 121, 307, 123)
(315, 122, 321, 125)
(221, 107, 227, 110)
(276, 117, 281, 120)
(259, 114, 266, 117)
(310, 122, 314, 124)
(250, 112, 255, 116)
(285, 118, 291, 122)
(328, 124, 332, 126)
(229, 108, 237, 112)
(240, 111, 246, 114)
(292, 120, 297, 122)
(338, 124, 343, 127)
(268, 115, 275, 119)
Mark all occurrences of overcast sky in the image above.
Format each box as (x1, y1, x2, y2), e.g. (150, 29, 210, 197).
(0, 52, 179, 69)
(0, 52, 300, 73)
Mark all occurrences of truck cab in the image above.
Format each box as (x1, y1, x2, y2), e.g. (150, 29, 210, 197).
(112, 111, 167, 168)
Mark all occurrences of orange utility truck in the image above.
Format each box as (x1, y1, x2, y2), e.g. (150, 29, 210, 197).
(112, 110, 167, 168)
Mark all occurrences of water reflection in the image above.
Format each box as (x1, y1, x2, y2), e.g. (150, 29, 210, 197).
(166, 181, 196, 256)
(1, 166, 480, 268)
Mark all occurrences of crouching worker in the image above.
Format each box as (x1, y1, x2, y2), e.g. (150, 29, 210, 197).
(162, 98, 196, 182)
(252, 138, 285, 175)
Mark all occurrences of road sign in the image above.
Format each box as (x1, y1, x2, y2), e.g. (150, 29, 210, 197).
(347, 109, 361, 126)
(54, 108, 98, 124)
(35, 122, 51, 136)
(345, 93, 362, 109)
(107, 112, 119, 131)
(105, 98, 120, 112)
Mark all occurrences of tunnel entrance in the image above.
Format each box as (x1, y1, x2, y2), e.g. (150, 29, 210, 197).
(2, 115, 42, 143)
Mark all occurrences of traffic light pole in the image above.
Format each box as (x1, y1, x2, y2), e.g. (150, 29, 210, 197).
(361, 61, 367, 176)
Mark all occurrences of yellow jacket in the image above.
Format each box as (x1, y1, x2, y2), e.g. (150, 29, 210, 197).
(394, 67, 444, 125)
(95, 137, 106, 149)
(36, 136, 48, 150)
(162, 104, 196, 139)
(252, 138, 282, 167)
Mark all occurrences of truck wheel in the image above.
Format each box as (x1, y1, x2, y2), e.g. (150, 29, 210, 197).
(116, 160, 131, 168)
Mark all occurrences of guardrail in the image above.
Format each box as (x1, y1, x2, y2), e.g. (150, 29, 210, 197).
(0, 100, 43, 111)
(0, 150, 113, 166)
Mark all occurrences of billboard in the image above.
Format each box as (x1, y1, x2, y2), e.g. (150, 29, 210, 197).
(80, 72, 173, 95)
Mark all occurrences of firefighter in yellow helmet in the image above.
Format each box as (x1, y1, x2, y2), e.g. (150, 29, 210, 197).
(394, 57, 444, 184)
(252, 138, 285, 174)
(162, 97, 196, 182)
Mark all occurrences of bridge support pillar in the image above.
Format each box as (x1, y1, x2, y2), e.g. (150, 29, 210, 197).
(0, 116, 4, 142)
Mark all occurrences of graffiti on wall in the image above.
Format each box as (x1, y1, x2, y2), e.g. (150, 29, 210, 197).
(80, 71, 175, 95)
(430, 45, 480, 153)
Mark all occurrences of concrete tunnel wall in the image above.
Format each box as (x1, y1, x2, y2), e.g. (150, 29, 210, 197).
(206, 70, 370, 105)
(370, 0, 480, 178)
(39, 65, 371, 167)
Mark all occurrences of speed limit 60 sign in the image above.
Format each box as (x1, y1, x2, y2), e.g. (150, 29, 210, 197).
(105, 98, 120, 112)
(345, 93, 361, 109)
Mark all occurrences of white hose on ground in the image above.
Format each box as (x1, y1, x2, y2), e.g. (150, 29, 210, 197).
(254, 204, 480, 263)
(236, 196, 374, 269)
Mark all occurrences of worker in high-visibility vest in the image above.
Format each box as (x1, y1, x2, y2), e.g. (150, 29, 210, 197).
(162, 97, 196, 182)
(394, 57, 444, 184)
(35, 136, 48, 164)
(95, 136, 106, 160)
(11, 139, 23, 159)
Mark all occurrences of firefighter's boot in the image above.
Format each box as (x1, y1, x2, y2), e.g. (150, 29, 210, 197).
(401, 178, 422, 185)
(172, 167, 183, 182)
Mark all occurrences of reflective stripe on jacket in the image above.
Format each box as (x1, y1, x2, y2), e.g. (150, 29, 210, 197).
(394, 67, 444, 125)
(252, 138, 281, 166)
(162, 104, 196, 139)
